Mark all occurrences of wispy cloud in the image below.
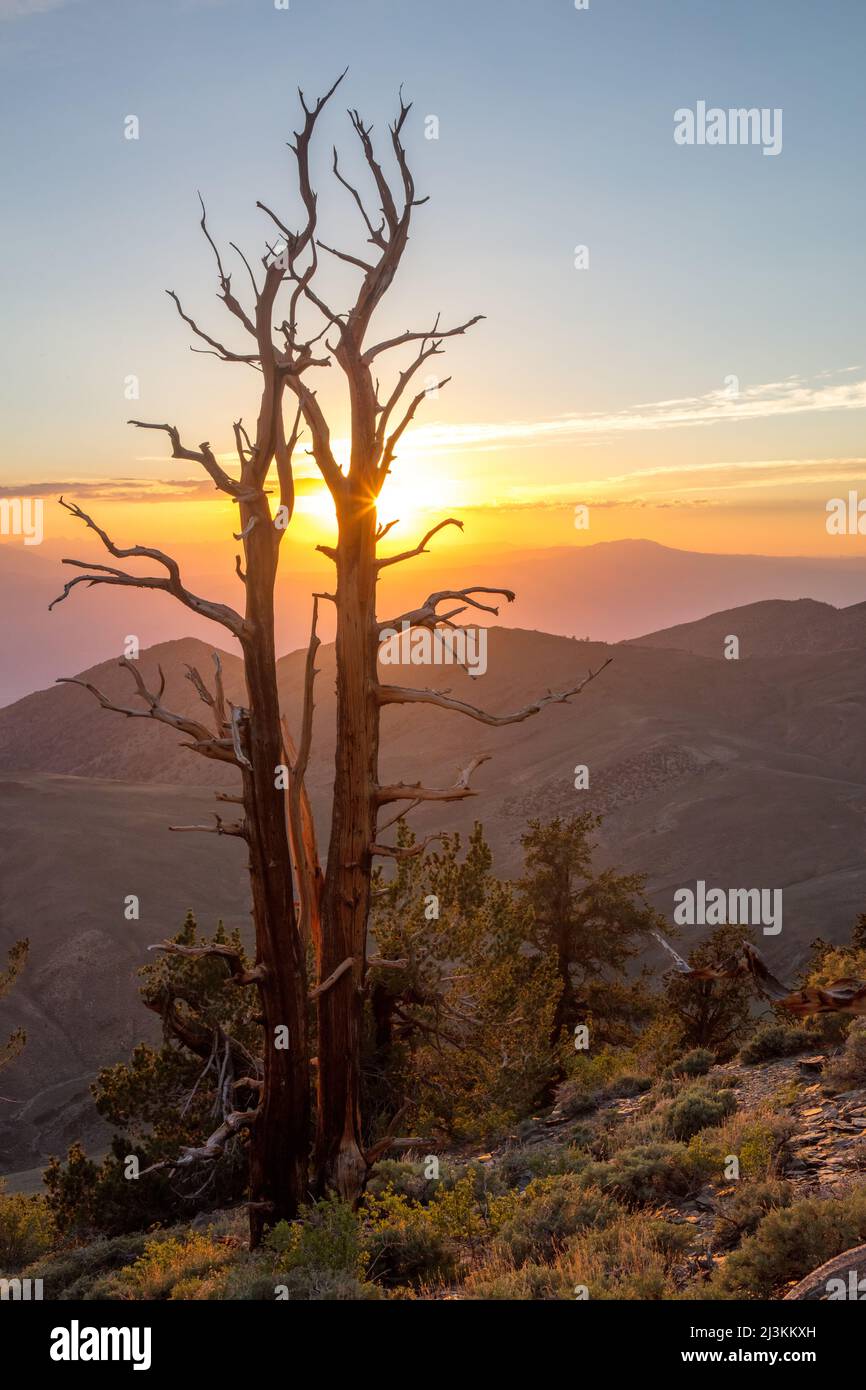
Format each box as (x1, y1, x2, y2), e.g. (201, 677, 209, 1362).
(0, 474, 322, 503)
(595, 455, 866, 499)
(0, 478, 210, 501)
(0, 0, 75, 19)
(406, 369, 866, 456)
(452, 457, 866, 514)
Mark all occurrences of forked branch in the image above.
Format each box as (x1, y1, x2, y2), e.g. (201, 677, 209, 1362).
(376, 753, 491, 806)
(376, 518, 464, 571)
(56, 657, 238, 764)
(377, 585, 515, 636)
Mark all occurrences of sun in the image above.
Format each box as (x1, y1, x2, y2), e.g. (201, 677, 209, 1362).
(292, 444, 467, 546)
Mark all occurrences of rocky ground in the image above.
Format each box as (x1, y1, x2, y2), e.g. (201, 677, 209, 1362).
(450, 1048, 866, 1294)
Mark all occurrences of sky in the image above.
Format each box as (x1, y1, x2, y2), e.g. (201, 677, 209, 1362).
(1, 0, 865, 574)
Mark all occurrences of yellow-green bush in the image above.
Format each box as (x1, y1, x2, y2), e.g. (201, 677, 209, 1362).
(113, 1230, 237, 1300)
(0, 1184, 56, 1271)
(494, 1176, 616, 1266)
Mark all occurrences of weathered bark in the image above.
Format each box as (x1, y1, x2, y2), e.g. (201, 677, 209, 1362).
(239, 498, 309, 1241)
(53, 243, 319, 1245)
(314, 496, 380, 1200)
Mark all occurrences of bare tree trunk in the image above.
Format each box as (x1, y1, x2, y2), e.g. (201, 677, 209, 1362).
(241, 507, 309, 1241)
(314, 498, 379, 1200)
(57, 75, 609, 1222)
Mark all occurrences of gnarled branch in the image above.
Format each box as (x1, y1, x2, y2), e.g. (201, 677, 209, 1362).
(377, 658, 613, 726)
(147, 940, 264, 987)
(50, 498, 245, 637)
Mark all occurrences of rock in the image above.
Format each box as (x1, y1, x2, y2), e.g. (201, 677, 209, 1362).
(798, 1057, 828, 1074)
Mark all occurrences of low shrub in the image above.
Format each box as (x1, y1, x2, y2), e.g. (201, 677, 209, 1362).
(24, 1232, 153, 1300)
(555, 1051, 650, 1118)
(663, 1048, 714, 1079)
(111, 1230, 237, 1300)
(739, 1022, 815, 1065)
(494, 1176, 616, 1266)
(582, 1142, 698, 1205)
(467, 1211, 690, 1300)
(495, 1141, 590, 1190)
(712, 1190, 866, 1298)
(825, 1019, 866, 1090)
(267, 1196, 366, 1280)
(365, 1160, 442, 1205)
(712, 1180, 794, 1249)
(666, 1085, 737, 1141)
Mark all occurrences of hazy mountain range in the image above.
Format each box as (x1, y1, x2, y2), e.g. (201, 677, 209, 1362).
(1, 578, 865, 1172)
(4, 536, 866, 705)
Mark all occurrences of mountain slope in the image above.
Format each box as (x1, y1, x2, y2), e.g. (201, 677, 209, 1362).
(2, 613, 866, 1171)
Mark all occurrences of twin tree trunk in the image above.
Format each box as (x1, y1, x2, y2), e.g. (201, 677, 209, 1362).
(241, 499, 310, 1242)
(54, 78, 506, 1236)
(315, 495, 379, 1200)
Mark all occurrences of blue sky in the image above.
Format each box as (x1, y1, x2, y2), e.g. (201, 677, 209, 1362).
(1, 0, 865, 554)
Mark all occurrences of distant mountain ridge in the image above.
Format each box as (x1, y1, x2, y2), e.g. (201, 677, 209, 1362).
(3, 537, 866, 706)
(630, 597, 866, 659)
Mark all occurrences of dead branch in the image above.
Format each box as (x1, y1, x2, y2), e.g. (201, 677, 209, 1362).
(652, 930, 866, 1015)
(50, 498, 245, 637)
(376, 753, 491, 806)
(140, 1106, 260, 1175)
(784, 1243, 866, 1300)
(377, 659, 613, 726)
(364, 313, 485, 364)
(169, 814, 248, 839)
(127, 420, 250, 499)
(56, 658, 238, 764)
(375, 518, 464, 570)
(147, 940, 264, 987)
(377, 375, 450, 487)
(166, 287, 260, 366)
(375, 798, 422, 835)
(364, 1100, 412, 1166)
(196, 193, 258, 340)
(369, 834, 445, 860)
(377, 585, 514, 634)
(309, 956, 354, 1000)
